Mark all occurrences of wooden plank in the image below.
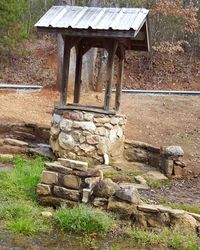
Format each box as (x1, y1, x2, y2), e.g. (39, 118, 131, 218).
(104, 40, 118, 111)
(115, 46, 125, 111)
(74, 45, 83, 103)
(55, 104, 116, 115)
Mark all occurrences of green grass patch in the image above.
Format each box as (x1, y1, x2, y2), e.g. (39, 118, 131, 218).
(55, 205, 114, 234)
(128, 227, 200, 250)
(146, 179, 172, 189)
(168, 204, 200, 214)
(0, 155, 53, 235)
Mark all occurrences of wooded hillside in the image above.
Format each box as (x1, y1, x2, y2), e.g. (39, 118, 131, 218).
(0, 0, 199, 89)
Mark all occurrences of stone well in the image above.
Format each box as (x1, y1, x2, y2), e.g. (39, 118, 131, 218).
(50, 109, 127, 163)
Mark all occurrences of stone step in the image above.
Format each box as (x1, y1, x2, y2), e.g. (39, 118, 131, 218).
(58, 158, 88, 171)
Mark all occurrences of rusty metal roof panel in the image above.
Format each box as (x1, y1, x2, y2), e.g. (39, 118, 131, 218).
(35, 5, 149, 33)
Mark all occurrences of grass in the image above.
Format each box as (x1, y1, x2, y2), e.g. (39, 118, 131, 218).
(146, 178, 172, 189)
(55, 205, 114, 234)
(0, 155, 114, 236)
(168, 203, 200, 214)
(128, 227, 200, 250)
(0, 155, 52, 235)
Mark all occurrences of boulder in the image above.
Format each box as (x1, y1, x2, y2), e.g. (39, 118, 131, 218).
(93, 178, 120, 198)
(164, 146, 184, 157)
(107, 197, 137, 218)
(115, 187, 141, 204)
(170, 213, 198, 232)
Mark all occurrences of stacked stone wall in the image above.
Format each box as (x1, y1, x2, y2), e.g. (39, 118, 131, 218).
(50, 110, 126, 163)
(37, 158, 200, 233)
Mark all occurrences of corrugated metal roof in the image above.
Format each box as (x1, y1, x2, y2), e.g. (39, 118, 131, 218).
(35, 5, 149, 35)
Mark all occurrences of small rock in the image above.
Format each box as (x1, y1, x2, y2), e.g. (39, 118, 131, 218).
(134, 175, 147, 184)
(79, 144, 95, 153)
(82, 188, 91, 203)
(53, 114, 61, 124)
(86, 135, 100, 145)
(93, 197, 108, 207)
(164, 146, 184, 157)
(37, 184, 51, 196)
(73, 121, 96, 133)
(41, 211, 53, 218)
(0, 154, 14, 161)
(115, 187, 141, 204)
(95, 127, 108, 136)
(110, 117, 119, 125)
(84, 113, 94, 121)
(58, 132, 75, 150)
(119, 182, 150, 191)
(94, 117, 110, 124)
(85, 177, 101, 188)
(93, 178, 120, 198)
(60, 119, 73, 132)
(103, 153, 109, 165)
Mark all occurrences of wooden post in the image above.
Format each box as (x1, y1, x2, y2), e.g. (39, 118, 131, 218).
(115, 46, 125, 111)
(104, 40, 118, 111)
(60, 37, 71, 106)
(74, 46, 83, 103)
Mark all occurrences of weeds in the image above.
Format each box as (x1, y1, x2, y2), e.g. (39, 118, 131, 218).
(146, 178, 172, 189)
(168, 203, 200, 214)
(128, 227, 200, 250)
(55, 205, 114, 234)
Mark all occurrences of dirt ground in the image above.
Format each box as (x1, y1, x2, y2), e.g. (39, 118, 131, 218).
(0, 89, 200, 204)
(0, 89, 199, 169)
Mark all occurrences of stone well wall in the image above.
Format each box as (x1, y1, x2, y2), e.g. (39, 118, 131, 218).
(50, 110, 126, 163)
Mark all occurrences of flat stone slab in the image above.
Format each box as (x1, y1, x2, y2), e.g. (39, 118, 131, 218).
(58, 158, 88, 171)
(137, 204, 159, 213)
(4, 138, 28, 147)
(119, 182, 150, 191)
(188, 212, 200, 222)
(143, 171, 168, 181)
